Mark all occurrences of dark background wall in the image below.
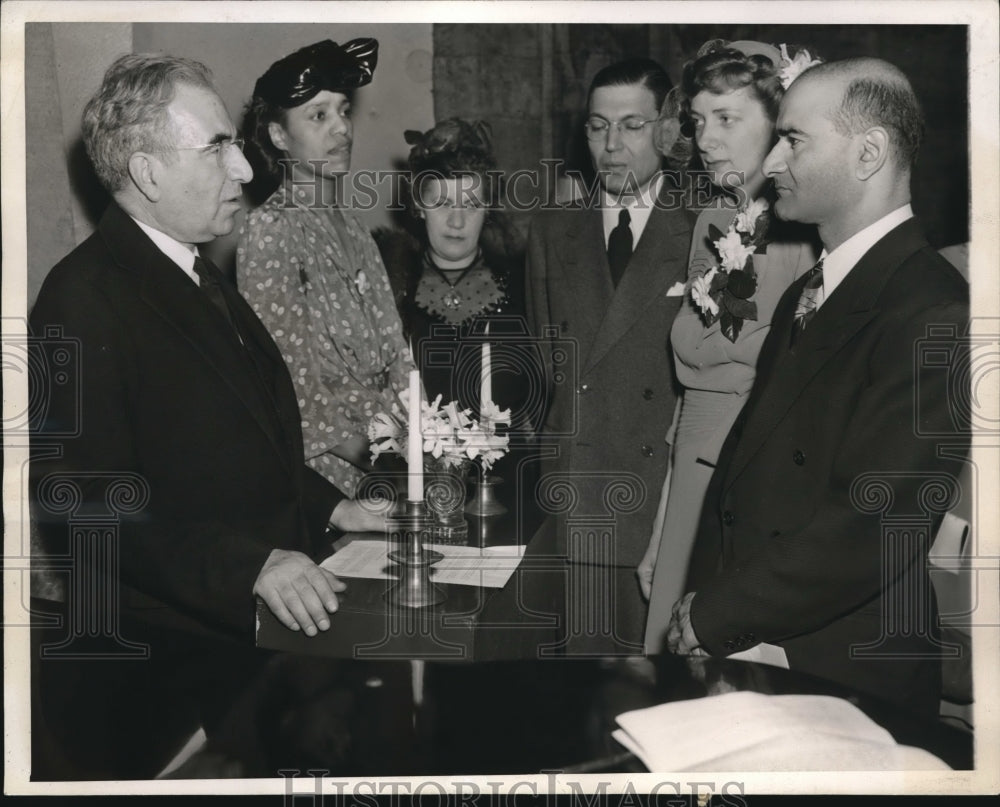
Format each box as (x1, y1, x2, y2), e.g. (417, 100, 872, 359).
(433, 23, 968, 250)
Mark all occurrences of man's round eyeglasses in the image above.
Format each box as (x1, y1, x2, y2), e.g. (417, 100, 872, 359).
(584, 116, 657, 141)
(168, 137, 246, 165)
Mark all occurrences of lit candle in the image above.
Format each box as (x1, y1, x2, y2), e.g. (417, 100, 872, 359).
(407, 369, 423, 501)
(481, 326, 492, 416)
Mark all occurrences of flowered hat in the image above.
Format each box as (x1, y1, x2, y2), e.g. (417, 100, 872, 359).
(253, 38, 378, 108)
(728, 40, 783, 68)
(707, 40, 822, 89)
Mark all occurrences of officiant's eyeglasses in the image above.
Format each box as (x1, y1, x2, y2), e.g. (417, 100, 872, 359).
(160, 137, 246, 166)
(584, 116, 656, 141)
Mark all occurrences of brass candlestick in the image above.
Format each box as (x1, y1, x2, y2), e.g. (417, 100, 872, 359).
(464, 474, 507, 517)
(385, 499, 446, 608)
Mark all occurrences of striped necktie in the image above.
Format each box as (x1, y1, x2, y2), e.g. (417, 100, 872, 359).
(791, 259, 824, 344)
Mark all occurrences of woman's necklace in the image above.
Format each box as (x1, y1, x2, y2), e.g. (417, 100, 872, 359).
(415, 250, 506, 325)
(436, 264, 474, 310)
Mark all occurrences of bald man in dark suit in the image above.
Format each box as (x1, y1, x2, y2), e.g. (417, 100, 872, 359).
(670, 59, 969, 718)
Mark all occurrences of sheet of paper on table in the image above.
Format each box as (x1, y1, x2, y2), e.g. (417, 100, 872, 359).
(612, 691, 950, 771)
(320, 540, 526, 588)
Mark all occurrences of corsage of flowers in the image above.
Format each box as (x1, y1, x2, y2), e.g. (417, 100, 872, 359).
(778, 44, 822, 90)
(690, 197, 771, 343)
(368, 394, 510, 471)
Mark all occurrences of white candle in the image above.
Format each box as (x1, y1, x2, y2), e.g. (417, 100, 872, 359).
(407, 369, 423, 501)
(481, 329, 492, 416)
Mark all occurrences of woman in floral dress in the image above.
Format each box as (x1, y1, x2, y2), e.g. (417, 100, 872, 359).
(640, 40, 821, 652)
(237, 39, 413, 496)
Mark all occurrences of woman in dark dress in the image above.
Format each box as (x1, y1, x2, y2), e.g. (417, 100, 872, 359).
(376, 118, 541, 499)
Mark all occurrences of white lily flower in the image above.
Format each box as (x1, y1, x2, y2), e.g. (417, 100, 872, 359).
(779, 44, 822, 90)
(691, 268, 720, 318)
(715, 229, 756, 272)
(735, 198, 769, 236)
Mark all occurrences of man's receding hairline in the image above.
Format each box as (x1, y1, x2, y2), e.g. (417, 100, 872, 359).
(168, 82, 233, 136)
(800, 58, 913, 94)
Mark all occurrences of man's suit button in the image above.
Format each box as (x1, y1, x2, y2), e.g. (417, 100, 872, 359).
(793, 449, 806, 465)
(577, 383, 589, 395)
(640, 444, 654, 457)
(643, 388, 654, 400)
(722, 510, 735, 526)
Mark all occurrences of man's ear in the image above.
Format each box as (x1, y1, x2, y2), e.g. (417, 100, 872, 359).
(268, 121, 288, 152)
(856, 126, 890, 181)
(127, 153, 161, 202)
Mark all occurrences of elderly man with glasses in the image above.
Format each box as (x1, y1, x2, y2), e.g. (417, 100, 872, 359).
(525, 58, 695, 655)
(29, 53, 391, 777)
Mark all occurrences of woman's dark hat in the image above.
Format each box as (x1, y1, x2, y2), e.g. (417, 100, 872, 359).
(253, 38, 378, 108)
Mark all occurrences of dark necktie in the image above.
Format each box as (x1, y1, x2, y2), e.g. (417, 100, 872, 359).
(607, 208, 633, 287)
(791, 259, 824, 345)
(193, 256, 289, 445)
(193, 256, 240, 339)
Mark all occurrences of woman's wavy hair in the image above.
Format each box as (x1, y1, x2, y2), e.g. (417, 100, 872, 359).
(404, 118, 499, 214)
(241, 93, 290, 185)
(680, 40, 786, 130)
(402, 118, 521, 258)
(662, 40, 790, 170)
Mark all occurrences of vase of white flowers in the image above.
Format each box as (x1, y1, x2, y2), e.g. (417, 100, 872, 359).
(368, 394, 511, 542)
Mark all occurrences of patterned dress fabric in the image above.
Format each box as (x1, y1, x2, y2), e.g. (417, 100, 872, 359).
(237, 182, 414, 496)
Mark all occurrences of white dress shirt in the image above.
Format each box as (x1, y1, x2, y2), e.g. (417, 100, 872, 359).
(601, 173, 664, 248)
(815, 204, 913, 311)
(131, 216, 201, 285)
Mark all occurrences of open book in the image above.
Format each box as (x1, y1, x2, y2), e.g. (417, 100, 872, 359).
(613, 691, 950, 771)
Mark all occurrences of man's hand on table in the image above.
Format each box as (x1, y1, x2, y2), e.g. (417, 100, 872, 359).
(254, 549, 346, 636)
(254, 498, 394, 635)
(666, 591, 709, 656)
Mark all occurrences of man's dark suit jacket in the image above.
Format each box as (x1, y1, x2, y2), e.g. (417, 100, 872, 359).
(687, 217, 969, 717)
(30, 202, 343, 640)
(526, 180, 693, 650)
